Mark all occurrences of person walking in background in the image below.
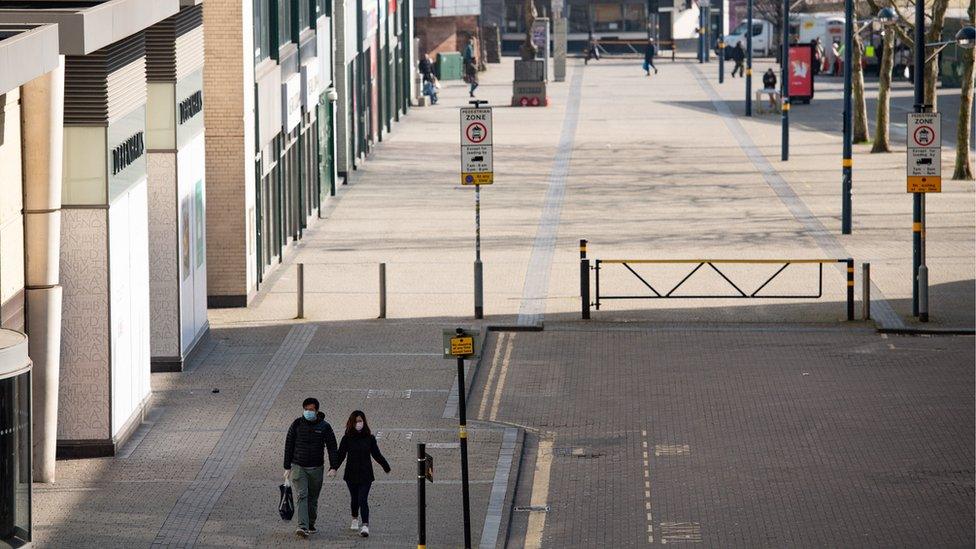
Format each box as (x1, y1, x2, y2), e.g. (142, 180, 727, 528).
(585, 33, 600, 65)
(419, 52, 438, 105)
(812, 38, 824, 75)
(731, 41, 745, 77)
(643, 38, 658, 76)
(336, 411, 391, 538)
(462, 37, 479, 97)
(283, 398, 339, 539)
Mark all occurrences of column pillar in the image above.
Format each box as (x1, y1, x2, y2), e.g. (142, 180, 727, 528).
(21, 57, 64, 483)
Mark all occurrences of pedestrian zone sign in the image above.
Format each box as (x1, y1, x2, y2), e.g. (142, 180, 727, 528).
(460, 107, 493, 185)
(906, 113, 941, 193)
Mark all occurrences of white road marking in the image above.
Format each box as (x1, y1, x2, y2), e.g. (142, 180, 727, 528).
(525, 437, 554, 548)
(489, 333, 516, 422)
(642, 430, 653, 544)
(477, 332, 508, 419)
(659, 522, 702, 544)
(654, 444, 691, 457)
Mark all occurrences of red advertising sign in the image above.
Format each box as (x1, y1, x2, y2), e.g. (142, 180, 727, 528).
(788, 44, 814, 101)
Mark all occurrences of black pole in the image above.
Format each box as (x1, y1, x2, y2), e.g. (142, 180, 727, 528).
(718, 0, 724, 83)
(841, 0, 853, 234)
(417, 443, 426, 549)
(455, 330, 472, 548)
(781, 0, 789, 161)
(699, 6, 705, 62)
(746, 0, 753, 116)
(580, 239, 590, 319)
(704, 5, 710, 62)
(912, 0, 925, 316)
(846, 258, 855, 321)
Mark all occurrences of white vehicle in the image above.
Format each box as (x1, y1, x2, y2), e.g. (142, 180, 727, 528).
(725, 18, 775, 56)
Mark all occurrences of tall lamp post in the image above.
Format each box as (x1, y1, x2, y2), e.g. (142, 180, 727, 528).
(746, 0, 753, 116)
(718, 0, 725, 83)
(780, 0, 789, 161)
(841, 0, 855, 234)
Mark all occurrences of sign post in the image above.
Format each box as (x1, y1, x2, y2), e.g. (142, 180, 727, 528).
(461, 102, 493, 319)
(443, 327, 480, 548)
(906, 112, 940, 322)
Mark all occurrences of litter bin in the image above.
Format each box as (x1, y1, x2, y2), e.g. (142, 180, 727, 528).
(436, 52, 463, 81)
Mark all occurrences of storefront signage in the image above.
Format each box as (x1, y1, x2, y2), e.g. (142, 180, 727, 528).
(281, 73, 302, 132)
(301, 62, 321, 111)
(178, 90, 203, 124)
(112, 131, 145, 175)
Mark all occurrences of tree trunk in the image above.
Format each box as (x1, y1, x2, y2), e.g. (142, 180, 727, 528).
(952, 4, 975, 180)
(924, 0, 950, 110)
(872, 30, 895, 153)
(852, 32, 870, 143)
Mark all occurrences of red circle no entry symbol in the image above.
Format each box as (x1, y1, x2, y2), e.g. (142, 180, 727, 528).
(913, 125, 935, 147)
(466, 122, 487, 144)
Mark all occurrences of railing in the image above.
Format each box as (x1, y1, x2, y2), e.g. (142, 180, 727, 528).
(579, 239, 855, 321)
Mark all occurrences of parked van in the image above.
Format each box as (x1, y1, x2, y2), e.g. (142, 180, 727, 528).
(725, 18, 775, 56)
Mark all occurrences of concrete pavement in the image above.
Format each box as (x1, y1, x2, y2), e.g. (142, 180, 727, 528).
(32, 53, 974, 548)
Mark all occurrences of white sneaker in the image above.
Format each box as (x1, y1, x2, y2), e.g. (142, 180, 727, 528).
(350, 518, 360, 531)
(359, 524, 369, 537)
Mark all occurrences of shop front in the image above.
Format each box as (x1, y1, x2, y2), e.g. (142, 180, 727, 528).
(146, 3, 209, 372)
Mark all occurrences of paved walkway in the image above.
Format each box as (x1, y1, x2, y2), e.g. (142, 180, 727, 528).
(33, 53, 974, 548)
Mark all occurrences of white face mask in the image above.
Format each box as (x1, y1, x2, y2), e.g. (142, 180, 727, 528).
(355, 421, 364, 431)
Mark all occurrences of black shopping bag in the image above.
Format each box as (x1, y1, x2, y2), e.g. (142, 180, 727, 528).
(278, 483, 294, 521)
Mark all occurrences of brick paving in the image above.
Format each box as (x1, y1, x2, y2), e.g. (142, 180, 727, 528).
(473, 323, 975, 547)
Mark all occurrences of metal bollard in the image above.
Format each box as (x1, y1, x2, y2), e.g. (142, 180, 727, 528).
(861, 263, 870, 321)
(379, 263, 387, 319)
(296, 263, 305, 319)
(846, 259, 854, 321)
(918, 265, 929, 322)
(580, 239, 590, 320)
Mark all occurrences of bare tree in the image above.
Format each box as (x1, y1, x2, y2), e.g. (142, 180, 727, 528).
(952, 1, 974, 180)
(871, 27, 896, 152)
(886, 0, 951, 110)
(853, 30, 871, 142)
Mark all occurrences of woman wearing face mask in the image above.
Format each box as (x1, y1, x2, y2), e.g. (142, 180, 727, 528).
(336, 410, 391, 537)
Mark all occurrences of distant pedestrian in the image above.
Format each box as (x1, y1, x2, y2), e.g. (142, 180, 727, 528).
(831, 39, 841, 75)
(585, 34, 600, 65)
(731, 41, 745, 77)
(465, 60, 479, 97)
(419, 53, 438, 104)
(812, 38, 824, 75)
(462, 37, 477, 67)
(643, 39, 658, 76)
(283, 397, 339, 539)
(762, 68, 778, 109)
(336, 411, 391, 538)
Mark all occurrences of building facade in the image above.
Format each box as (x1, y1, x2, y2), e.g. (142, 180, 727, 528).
(206, 0, 413, 306)
(0, 0, 198, 460)
(0, 21, 62, 543)
(145, 2, 209, 372)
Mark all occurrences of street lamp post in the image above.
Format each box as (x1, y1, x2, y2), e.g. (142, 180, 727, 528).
(718, 0, 724, 83)
(841, 0, 854, 234)
(781, 0, 789, 161)
(746, 0, 753, 116)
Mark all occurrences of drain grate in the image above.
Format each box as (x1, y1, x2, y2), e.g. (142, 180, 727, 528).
(553, 447, 604, 459)
(514, 505, 550, 513)
(654, 444, 691, 457)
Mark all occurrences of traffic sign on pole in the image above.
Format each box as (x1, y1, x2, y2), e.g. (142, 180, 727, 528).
(460, 107, 493, 185)
(906, 112, 941, 193)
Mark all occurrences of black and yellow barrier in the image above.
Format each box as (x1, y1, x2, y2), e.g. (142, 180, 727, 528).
(580, 249, 855, 321)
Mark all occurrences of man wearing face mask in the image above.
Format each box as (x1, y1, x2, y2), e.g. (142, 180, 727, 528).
(283, 397, 339, 538)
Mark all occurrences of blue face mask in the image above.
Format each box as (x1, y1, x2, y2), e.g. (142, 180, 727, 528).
(303, 410, 317, 421)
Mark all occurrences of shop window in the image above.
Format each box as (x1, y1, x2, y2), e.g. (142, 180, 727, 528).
(0, 371, 31, 545)
(593, 3, 623, 32)
(568, 3, 590, 34)
(623, 3, 646, 32)
(278, 0, 293, 48)
(255, 0, 272, 62)
(295, 0, 311, 39)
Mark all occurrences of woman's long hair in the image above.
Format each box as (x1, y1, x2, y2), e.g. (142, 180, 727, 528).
(345, 410, 371, 436)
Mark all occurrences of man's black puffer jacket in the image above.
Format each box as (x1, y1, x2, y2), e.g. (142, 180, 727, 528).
(336, 431, 391, 483)
(283, 412, 339, 470)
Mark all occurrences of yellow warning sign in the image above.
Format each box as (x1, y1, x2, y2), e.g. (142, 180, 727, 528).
(907, 176, 941, 193)
(461, 172, 493, 185)
(450, 336, 474, 357)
